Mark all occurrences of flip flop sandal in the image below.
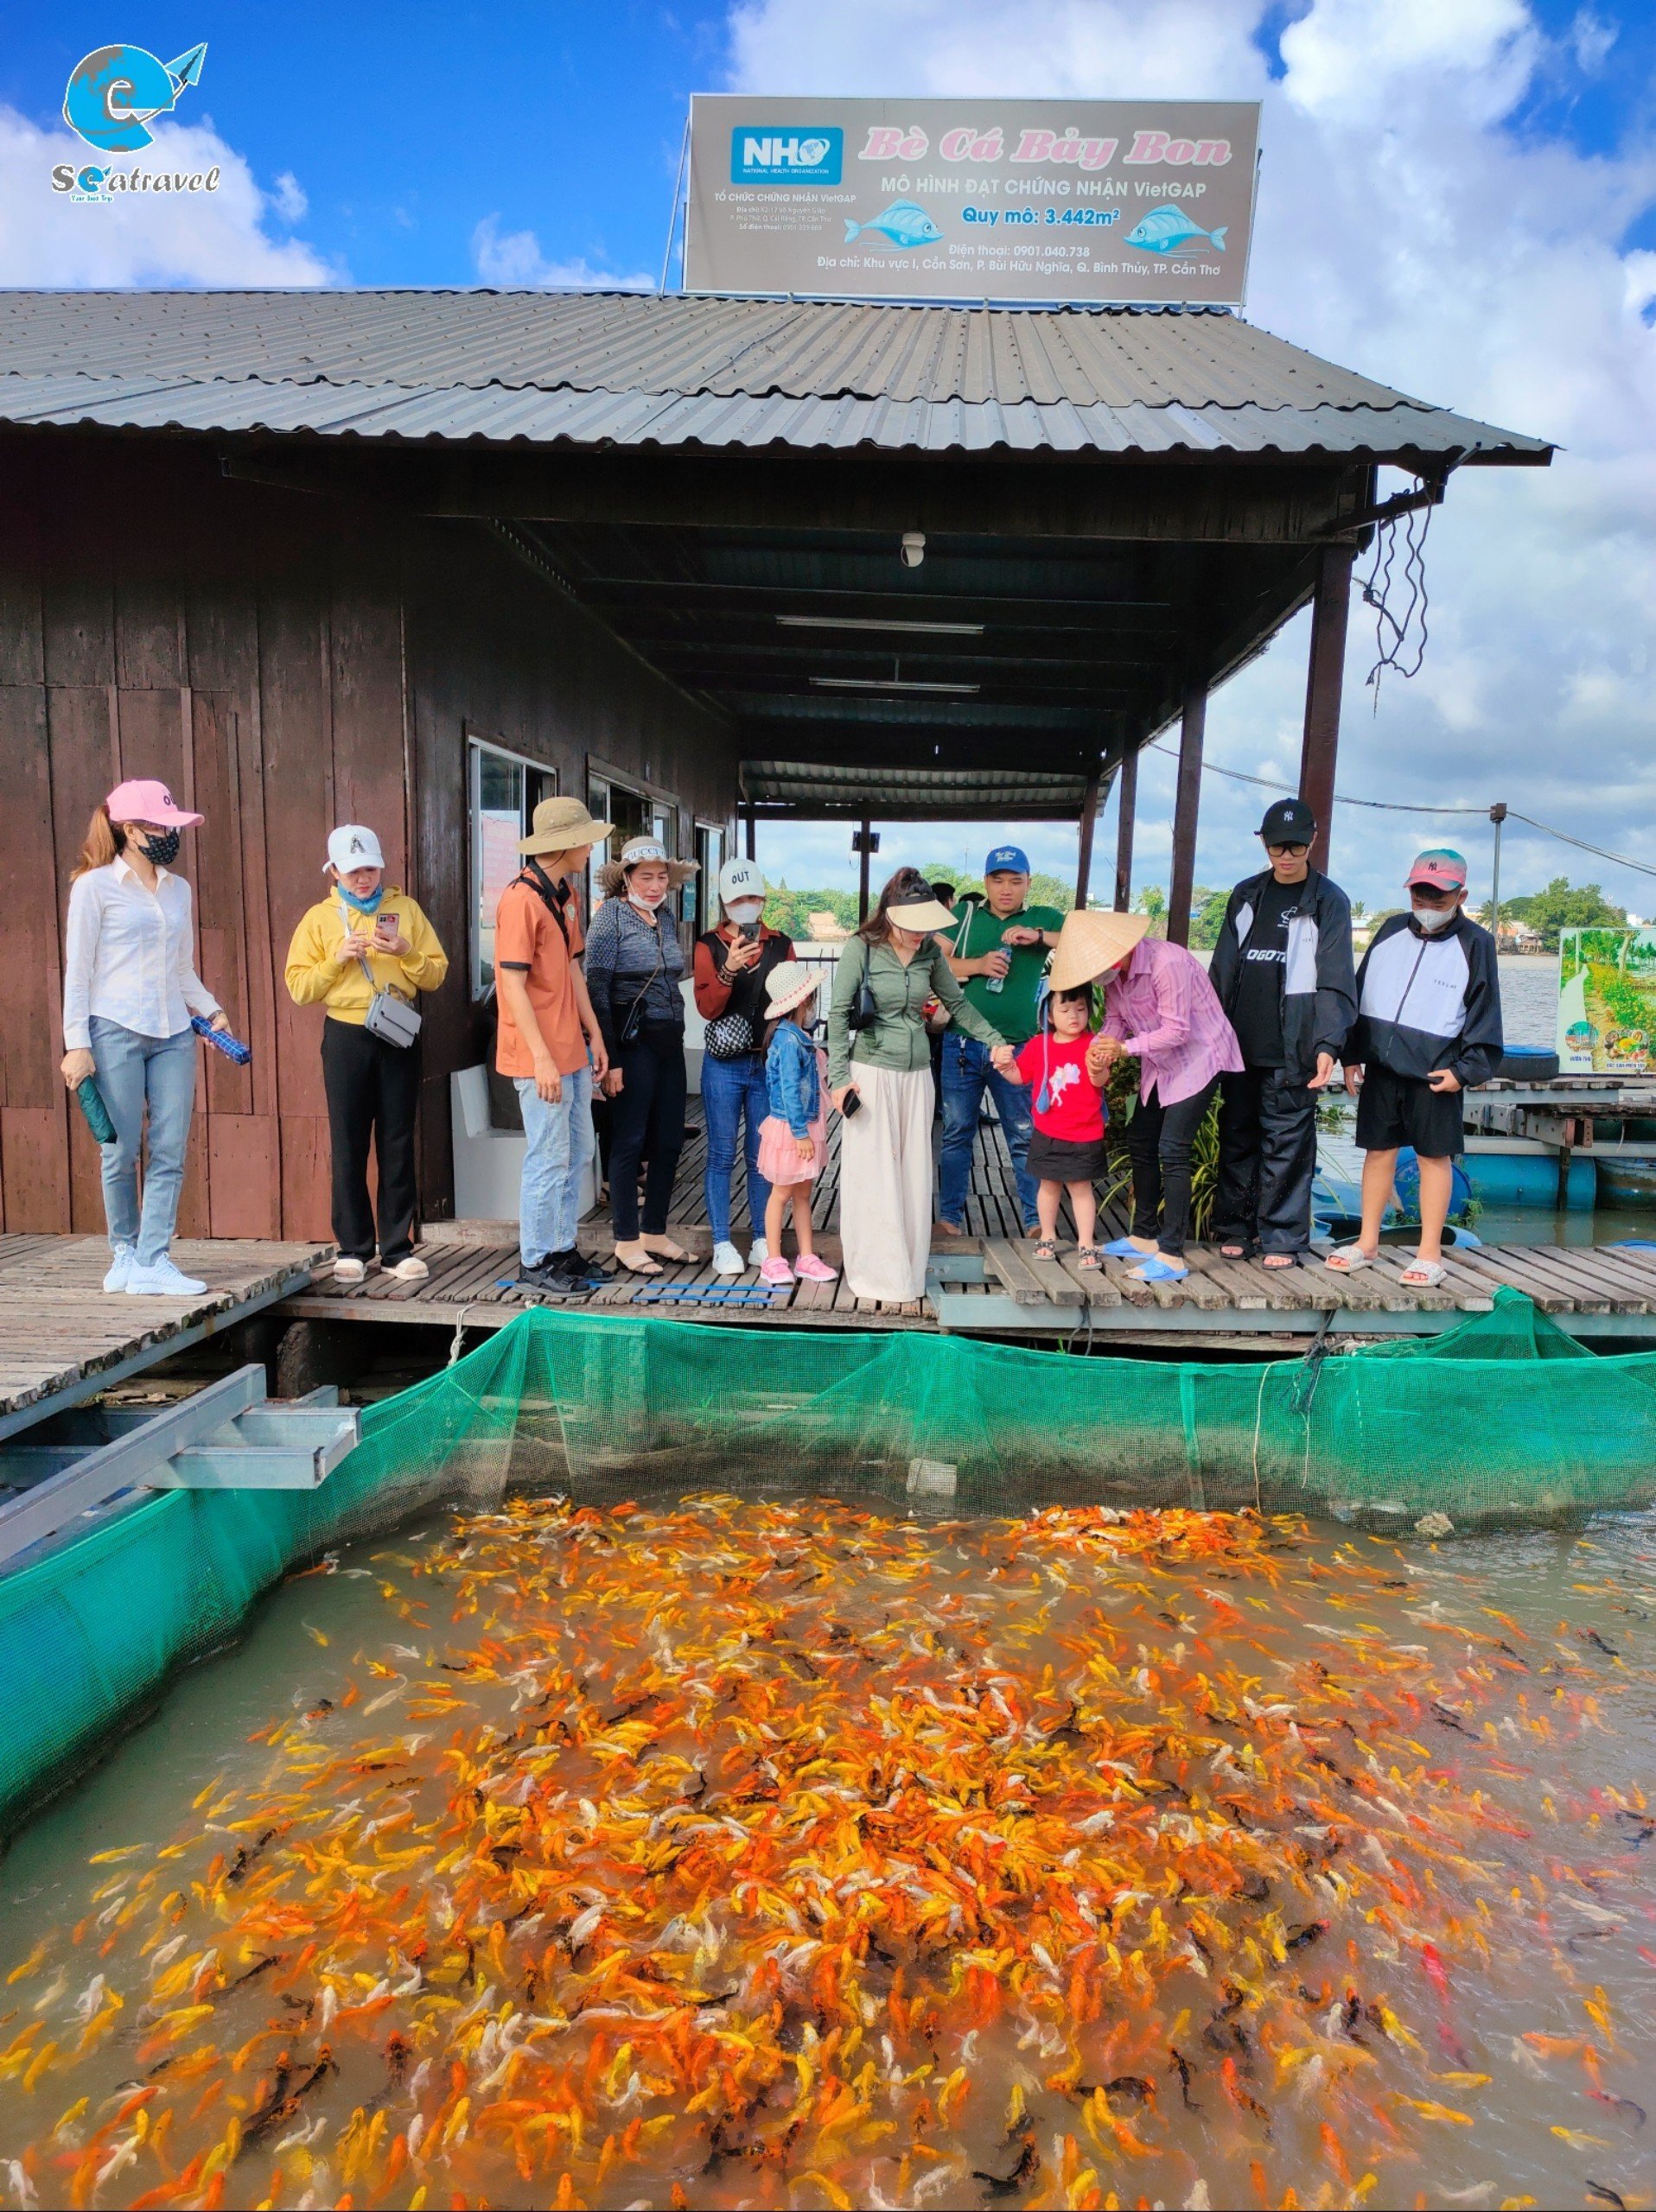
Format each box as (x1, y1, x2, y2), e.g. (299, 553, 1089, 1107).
(1220, 1243, 1252, 1261)
(1400, 1260, 1448, 1288)
(1129, 1255, 1188, 1283)
(1033, 1240, 1060, 1263)
(1076, 1246, 1104, 1270)
(1323, 1245, 1377, 1271)
(1101, 1236, 1152, 1260)
(615, 1249, 664, 1276)
(640, 1237, 691, 1263)
(1260, 1253, 1302, 1269)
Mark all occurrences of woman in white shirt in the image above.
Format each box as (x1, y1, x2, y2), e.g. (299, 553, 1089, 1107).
(59, 779, 230, 1296)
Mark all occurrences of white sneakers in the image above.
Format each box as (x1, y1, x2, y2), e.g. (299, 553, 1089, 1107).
(103, 1243, 136, 1294)
(125, 1255, 207, 1297)
(713, 1239, 769, 1275)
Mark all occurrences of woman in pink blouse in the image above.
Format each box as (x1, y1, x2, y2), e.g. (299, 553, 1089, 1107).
(1048, 910, 1244, 1284)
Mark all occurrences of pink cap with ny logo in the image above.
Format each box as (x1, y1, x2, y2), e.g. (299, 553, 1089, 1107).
(105, 778, 203, 827)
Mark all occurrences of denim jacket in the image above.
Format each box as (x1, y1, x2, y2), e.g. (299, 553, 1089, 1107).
(766, 1020, 821, 1139)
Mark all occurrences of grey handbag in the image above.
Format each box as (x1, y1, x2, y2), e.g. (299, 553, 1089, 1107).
(360, 974, 422, 1048)
(343, 898, 422, 1048)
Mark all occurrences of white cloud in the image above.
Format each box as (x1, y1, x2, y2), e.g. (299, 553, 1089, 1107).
(0, 107, 329, 285)
(271, 170, 308, 224)
(724, 0, 1656, 919)
(471, 214, 653, 290)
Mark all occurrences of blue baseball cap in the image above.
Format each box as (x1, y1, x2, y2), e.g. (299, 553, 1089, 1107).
(984, 844, 1029, 876)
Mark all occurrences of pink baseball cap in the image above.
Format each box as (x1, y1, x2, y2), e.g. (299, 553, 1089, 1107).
(1405, 847, 1467, 892)
(105, 778, 203, 829)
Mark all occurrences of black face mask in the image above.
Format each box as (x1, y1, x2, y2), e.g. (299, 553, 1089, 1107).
(140, 828, 182, 867)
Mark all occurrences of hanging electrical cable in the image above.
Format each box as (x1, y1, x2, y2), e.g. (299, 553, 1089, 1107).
(1361, 493, 1434, 702)
(1143, 743, 1656, 880)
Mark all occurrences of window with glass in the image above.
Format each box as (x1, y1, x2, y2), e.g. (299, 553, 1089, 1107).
(695, 823, 724, 936)
(468, 738, 557, 998)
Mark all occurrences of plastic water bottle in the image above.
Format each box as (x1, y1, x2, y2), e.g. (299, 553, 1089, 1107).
(984, 938, 1006, 995)
(74, 1077, 116, 1145)
(191, 1014, 252, 1065)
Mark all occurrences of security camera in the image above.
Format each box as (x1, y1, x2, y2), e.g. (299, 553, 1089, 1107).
(900, 531, 926, 569)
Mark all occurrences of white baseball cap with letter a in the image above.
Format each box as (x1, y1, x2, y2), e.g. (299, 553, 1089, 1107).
(326, 824, 385, 874)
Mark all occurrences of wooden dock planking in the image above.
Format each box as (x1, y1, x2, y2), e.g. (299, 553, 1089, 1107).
(256, 1113, 1656, 1345)
(0, 1236, 327, 1437)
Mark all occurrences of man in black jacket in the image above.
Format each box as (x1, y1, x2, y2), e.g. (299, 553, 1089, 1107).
(1327, 848, 1502, 1290)
(1208, 798, 1356, 1266)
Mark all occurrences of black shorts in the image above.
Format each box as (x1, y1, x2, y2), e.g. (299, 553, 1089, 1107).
(1026, 1129, 1111, 1182)
(1354, 1063, 1464, 1158)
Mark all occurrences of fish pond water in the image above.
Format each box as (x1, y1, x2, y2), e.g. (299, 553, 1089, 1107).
(0, 1494, 1650, 2212)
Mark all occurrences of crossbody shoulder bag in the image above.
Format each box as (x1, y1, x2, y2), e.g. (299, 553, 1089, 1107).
(341, 897, 422, 1049)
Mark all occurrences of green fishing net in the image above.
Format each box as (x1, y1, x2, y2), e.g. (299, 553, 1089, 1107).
(0, 1289, 1650, 1834)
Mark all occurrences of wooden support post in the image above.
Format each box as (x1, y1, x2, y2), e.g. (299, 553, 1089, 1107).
(1299, 542, 1354, 874)
(857, 818, 872, 923)
(1113, 747, 1137, 913)
(1167, 680, 1206, 949)
(1073, 772, 1101, 911)
(743, 802, 756, 861)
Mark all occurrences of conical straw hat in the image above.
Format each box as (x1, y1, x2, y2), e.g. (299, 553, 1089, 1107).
(1048, 907, 1151, 992)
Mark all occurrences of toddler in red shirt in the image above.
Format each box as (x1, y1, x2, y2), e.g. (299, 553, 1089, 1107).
(1003, 986, 1109, 1268)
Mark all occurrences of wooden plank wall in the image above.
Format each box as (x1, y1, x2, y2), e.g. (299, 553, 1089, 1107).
(0, 435, 737, 1240)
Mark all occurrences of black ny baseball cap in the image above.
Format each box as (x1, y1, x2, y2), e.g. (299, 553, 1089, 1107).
(1258, 798, 1317, 843)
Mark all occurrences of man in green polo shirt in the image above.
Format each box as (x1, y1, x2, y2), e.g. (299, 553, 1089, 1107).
(937, 843, 1066, 1236)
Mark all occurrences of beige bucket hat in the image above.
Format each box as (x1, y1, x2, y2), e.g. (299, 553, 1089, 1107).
(519, 795, 615, 856)
(596, 835, 699, 895)
(1048, 907, 1151, 992)
(763, 959, 824, 1020)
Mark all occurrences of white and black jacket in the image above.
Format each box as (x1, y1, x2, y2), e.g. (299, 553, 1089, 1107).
(1208, 866, 1356, 1085)
(1347, 912, 1503, 1086)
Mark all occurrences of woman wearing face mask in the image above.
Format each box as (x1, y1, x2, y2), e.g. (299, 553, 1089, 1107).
(60, 779, 231, 1296)
(285, 824, 449, 1284)
(1327, 848, 1502, 1289)
(828, 868, 1017, 1304)
(693, 857, 793, 1276)
(583, 836, 698, 1275)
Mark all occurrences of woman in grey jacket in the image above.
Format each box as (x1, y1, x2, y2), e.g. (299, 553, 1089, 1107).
(583, 837, 697, 1275)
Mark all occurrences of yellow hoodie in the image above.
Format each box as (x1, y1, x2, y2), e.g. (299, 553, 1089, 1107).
(284, 888, 449, 1024)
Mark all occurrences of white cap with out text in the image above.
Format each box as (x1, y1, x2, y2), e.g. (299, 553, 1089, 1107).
(327, 824, 385, 874)
(719, 857, 766, 906)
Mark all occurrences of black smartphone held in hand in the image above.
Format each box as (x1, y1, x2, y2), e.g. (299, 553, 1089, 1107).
(841, 1087, 863, 1117)
(738, 920, 761, 943)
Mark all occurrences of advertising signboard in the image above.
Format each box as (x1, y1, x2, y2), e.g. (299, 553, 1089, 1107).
(1558, 928, 1656, 1074)
(685, 95, 1260, 306)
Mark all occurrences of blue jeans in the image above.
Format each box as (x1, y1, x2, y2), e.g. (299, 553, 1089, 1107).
(700, 1050, 772, 1243)
(515, 1063, 595, 1267)
(938, 1032, 1038, 1230)
(89, 1017, 197, 1265)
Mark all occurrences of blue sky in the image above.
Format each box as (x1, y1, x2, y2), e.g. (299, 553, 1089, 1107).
(5, 2, 1654, 912)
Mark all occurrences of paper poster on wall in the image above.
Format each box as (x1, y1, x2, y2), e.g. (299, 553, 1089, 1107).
(685, 96, 1260, 305)
(1557, 928, 1656, 1073)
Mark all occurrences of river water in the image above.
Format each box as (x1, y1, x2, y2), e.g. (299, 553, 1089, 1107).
(0, 1492, 1649, 2211)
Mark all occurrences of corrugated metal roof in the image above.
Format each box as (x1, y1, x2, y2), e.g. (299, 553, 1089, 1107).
(745, 760, 1092, 812)
(0, 289, 1551, 462)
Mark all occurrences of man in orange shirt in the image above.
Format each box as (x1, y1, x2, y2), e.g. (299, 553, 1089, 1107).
(494, 797, 613, 1292)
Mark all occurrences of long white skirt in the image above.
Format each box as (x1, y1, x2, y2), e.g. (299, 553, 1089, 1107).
(839, 1063, 934, 1302)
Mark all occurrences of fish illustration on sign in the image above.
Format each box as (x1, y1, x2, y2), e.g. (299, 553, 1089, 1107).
(844, 200, 943, 249)
(1125, 204, 1228, 255)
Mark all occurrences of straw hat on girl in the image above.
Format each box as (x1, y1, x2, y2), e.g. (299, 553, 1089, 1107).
(763, 960, 822, 1019)
(1048, 907, 1151, 993)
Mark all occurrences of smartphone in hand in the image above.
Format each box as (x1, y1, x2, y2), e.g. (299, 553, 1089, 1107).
(373, 911, 399, 944)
